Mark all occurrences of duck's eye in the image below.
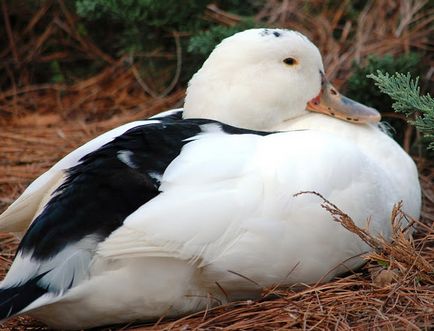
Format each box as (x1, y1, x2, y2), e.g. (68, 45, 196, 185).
(283, 57, 297, 66)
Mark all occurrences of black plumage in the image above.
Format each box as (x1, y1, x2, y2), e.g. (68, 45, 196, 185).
(18, 115, 271, 261)
(0, 273, 48, 319)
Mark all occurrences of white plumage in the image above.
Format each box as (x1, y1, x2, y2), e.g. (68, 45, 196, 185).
(0, 29, 420, 329)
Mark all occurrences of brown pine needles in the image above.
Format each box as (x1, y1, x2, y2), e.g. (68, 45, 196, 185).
(0, 0, 433, 330)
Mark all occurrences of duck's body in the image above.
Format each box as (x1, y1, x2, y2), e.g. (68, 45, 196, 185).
(275, 114, 420, 216)
(0, 29, 420, 329)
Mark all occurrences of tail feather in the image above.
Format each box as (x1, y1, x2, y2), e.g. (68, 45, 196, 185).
(0, 275, 47, 320)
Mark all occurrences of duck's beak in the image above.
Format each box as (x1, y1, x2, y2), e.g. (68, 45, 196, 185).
(306, 73, 381, 124)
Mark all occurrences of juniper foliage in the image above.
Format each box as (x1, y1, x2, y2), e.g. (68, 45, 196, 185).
(368, 71, 434, 149)
(75, 0, 209, 30)
(73, 0, 261, 85)
(345, 53, 422, 112)
(188, 20, 257, 57)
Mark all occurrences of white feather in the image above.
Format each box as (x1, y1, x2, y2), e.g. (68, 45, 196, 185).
(117, 150, 137, 169)
(0, 29, 421, 329)
(0, 120, 159, 233)
(97, 130, 394, 286)
(149, 108, 182, 119)
(1, 236, 98, 293)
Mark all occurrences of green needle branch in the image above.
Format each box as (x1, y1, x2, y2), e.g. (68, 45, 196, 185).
(368, 71, 434, 149)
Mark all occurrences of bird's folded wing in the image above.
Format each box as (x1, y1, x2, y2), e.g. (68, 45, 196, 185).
(97, 132, 265, 265)
(0, 120, 155, 233)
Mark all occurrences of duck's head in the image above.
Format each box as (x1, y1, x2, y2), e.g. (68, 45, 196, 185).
(184, 28, 380, 130)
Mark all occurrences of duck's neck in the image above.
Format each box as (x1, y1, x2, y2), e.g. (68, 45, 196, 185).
(183, 77, 310, 131)
(268, 112, 312, 131)
(270, 112, 382, 135)
(183, 103, 310, 132)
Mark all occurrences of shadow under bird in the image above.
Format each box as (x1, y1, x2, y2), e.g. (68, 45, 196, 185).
(0, 28, 421, 329)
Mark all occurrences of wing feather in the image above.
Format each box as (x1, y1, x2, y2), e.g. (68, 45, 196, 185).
(0, 120, 160, 233)
(97, 130, 393, 278)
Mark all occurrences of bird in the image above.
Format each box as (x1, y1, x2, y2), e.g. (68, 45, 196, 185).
(0, 28, 421, 329)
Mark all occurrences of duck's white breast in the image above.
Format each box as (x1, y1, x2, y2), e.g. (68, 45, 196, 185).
(275, 114, 421, 219)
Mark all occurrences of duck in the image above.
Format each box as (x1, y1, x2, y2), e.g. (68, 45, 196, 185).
(0, 28, 421, 329)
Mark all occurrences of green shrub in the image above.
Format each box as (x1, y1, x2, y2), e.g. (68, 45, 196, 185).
(188, 20, 257, 57)
(75, 0, 209, 30)
(369, 71, 434, 150)
(345, 53, 425, 147)
(345, 53, 423, 112)
(73, 0, 261, 86)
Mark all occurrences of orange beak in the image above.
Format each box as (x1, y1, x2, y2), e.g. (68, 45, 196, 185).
(306, 74, 381, 124)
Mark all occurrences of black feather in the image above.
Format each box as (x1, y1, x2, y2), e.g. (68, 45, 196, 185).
(0, 112, 273, 321)
(18, 115, 271, 261)
(0, 274, 47, 319)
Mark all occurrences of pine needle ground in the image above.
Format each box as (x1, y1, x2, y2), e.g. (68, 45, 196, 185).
(0, 1, 433, 330)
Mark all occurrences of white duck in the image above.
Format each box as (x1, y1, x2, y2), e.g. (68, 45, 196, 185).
(0, 29, 420, 329)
